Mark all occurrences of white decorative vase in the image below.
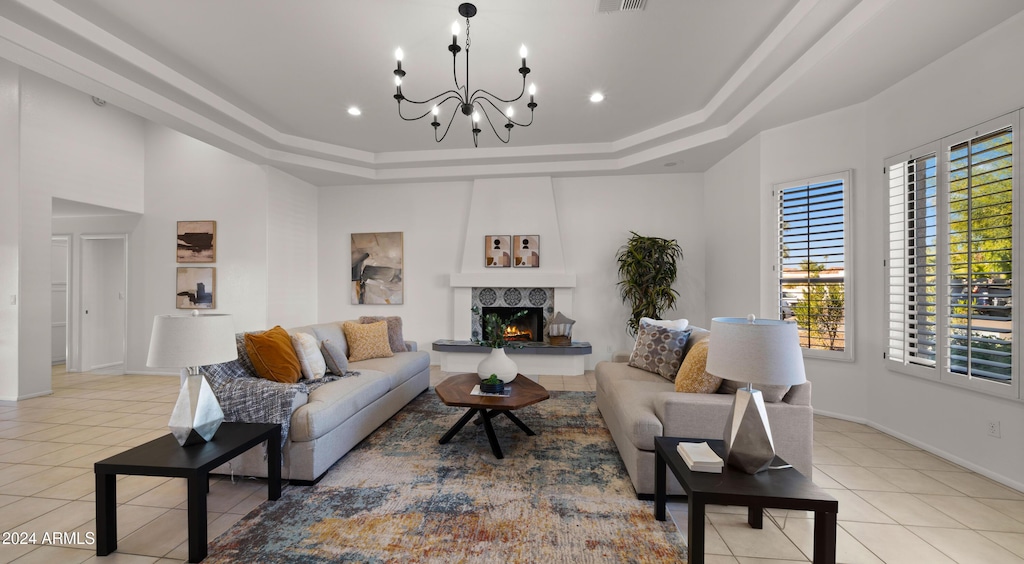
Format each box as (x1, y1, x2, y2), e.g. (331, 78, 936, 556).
(477, 348, 518, 383)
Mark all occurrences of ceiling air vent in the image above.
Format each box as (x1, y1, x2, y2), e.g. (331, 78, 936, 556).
(597, 0, 647, 14)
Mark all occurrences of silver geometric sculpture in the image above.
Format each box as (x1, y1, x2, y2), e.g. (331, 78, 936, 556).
(723, 387, 776, 474)
(169, 374, 225, 446)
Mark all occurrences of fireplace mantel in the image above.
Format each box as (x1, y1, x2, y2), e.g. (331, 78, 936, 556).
(449, 272, 576, 288)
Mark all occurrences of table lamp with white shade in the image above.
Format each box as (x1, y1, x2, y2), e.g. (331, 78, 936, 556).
(146, 311, 237, 446)
(705, 315, 806, 474)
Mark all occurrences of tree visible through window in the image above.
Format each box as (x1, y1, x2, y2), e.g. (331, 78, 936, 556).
(777, 174, 849, 357)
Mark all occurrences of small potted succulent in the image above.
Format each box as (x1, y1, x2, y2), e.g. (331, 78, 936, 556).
(480, 373, 505, 394)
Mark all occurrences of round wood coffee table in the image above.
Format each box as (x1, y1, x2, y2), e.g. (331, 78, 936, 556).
(435, 373, 549, 459)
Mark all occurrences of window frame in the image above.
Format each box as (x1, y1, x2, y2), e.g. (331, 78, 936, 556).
(885, 111, 1020, 401)
(773, 170, 854, 362)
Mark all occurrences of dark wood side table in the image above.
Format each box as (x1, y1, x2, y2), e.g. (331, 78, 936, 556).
(95, 422, 281, 563)
(435, 373, 549, 459)
(654, 437, 838, 564)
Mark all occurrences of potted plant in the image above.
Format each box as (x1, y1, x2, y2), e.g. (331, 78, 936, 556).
(480, 373, 505, 394)
(472, 307, 528, 383)
(616, 231, 684, 336)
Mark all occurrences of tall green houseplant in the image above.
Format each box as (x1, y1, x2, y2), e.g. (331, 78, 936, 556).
(616, 231, 684, 336)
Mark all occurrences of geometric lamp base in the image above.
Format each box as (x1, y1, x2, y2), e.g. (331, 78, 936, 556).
(169, 374, 224, 447)
(723, 387, 775, 474)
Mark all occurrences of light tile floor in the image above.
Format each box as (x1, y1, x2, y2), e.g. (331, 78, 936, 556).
(0, 366, 1020, 562)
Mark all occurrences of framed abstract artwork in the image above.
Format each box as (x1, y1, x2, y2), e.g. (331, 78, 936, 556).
(352, 232, 404, 305)
(513, 235, 540, 268)
(177, 221, 216, 263)
(485, 235, 511, 268)
(177, 267, 215, 309)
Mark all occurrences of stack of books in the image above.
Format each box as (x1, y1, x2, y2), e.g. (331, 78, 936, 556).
(676, 441, 724, 473)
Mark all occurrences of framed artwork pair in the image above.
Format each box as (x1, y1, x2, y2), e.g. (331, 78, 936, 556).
(176, 221, 216, 309)
(485, 235, 539, 268)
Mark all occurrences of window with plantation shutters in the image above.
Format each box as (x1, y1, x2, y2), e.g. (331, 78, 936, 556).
(947, 127, 1013, 384)
(887, 152, 938, 370)
(885, 111, 1020, 400)
(776, 171, 852, 360)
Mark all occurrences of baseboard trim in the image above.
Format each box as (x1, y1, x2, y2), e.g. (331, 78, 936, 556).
(0, 389, 54, 401)
(128, 370, 179, 376)
(814, 408, 1024, 494)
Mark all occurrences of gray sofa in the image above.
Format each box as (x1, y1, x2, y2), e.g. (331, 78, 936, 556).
(595, 326, 813, 497)
(205, 320, 430, 485)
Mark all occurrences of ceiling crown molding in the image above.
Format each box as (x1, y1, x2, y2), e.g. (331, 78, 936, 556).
(0, 0, 897, 185)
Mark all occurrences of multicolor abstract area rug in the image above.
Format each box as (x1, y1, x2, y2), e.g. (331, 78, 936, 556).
(206, 391, 686, 563)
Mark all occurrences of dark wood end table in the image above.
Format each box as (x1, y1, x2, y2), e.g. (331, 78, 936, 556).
(435, 373, 549, 459)
(95, 422, 281, 563)
(654, 437, 838, 564)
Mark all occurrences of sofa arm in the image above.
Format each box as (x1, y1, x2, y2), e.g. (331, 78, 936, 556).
(405, 341, 418, 352)
(611, 351, 631, 363)
(653, 392, 735, 440)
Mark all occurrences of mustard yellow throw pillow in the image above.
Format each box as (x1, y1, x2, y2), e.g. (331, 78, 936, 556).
(675, 339, 722, 393)
(342, 320, 394, 362)
(245, 326, 302, 384)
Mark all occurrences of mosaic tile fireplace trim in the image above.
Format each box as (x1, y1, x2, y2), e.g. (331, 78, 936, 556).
(471, 287, 554, 341)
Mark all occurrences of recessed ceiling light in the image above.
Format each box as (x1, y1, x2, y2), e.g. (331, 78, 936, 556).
(589, 92, 604, 103)
(664, 162, 678, 167)
(348, 106, 362, 116)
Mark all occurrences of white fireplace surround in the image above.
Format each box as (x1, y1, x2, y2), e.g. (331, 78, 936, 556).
(442, 176, 585, 375)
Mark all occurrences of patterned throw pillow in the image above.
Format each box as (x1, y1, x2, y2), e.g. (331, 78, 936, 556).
(358, 316, 408, 352)
(628, 322, 692, 381)
(291, 332, 327, 380)
(244, 326, 302, 384)
(320, 339, 349, 375)
(674, 339, 721, 393)
(342, 320, 394, 362)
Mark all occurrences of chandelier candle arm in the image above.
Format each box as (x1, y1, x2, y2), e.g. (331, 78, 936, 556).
(390, 2, 537, 147)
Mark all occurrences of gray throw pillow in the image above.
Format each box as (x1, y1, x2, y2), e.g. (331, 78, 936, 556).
(628, 323, 692, 381)
(359, 316, 408, 353)
(321, 339, 349, 375)
(717, 379, 791, 403)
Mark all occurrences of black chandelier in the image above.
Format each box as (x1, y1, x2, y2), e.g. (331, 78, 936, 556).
(392, 2, 536, 147)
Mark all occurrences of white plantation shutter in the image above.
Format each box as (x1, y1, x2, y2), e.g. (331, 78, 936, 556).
(775, 171, 852, 360)
(887, 152, 938, 370)
(885, 111, 1020, 400)
(946, 127, 1014, 384)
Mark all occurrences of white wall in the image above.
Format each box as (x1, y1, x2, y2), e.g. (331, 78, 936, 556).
(134, 123, 272, 372)
(318, 180, 473, 355)
(9, 71, 145, 399)
(704, 135, 761, 321)
(0, 60, 20, 399)
(266, 166, 318, 328)
(859, 13, 1024, 488)
(318, 173, 705, 367)
(759, 104, 869, 418)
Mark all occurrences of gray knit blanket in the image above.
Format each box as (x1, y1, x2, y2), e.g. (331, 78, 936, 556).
(202, 334, 355, 452)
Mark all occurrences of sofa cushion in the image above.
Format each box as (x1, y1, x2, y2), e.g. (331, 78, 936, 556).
(311, 322, 348, 359)
(320, 339, 349, 375)
(601, 378, 668, 451)
(674, 339, 721, 393)
(291, 332, 327, 380)
(289, 370, 392, 442)
(343, 320, 394, 362)
(245, 326, 302, 383)
(628, 322, 691, 381)
(350, 351, 429, 390)
(359, 316, 408, 352)
(640, 317, 689, 331)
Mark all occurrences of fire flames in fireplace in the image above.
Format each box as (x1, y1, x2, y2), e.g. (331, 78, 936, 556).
(503, 326, 533, 341)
